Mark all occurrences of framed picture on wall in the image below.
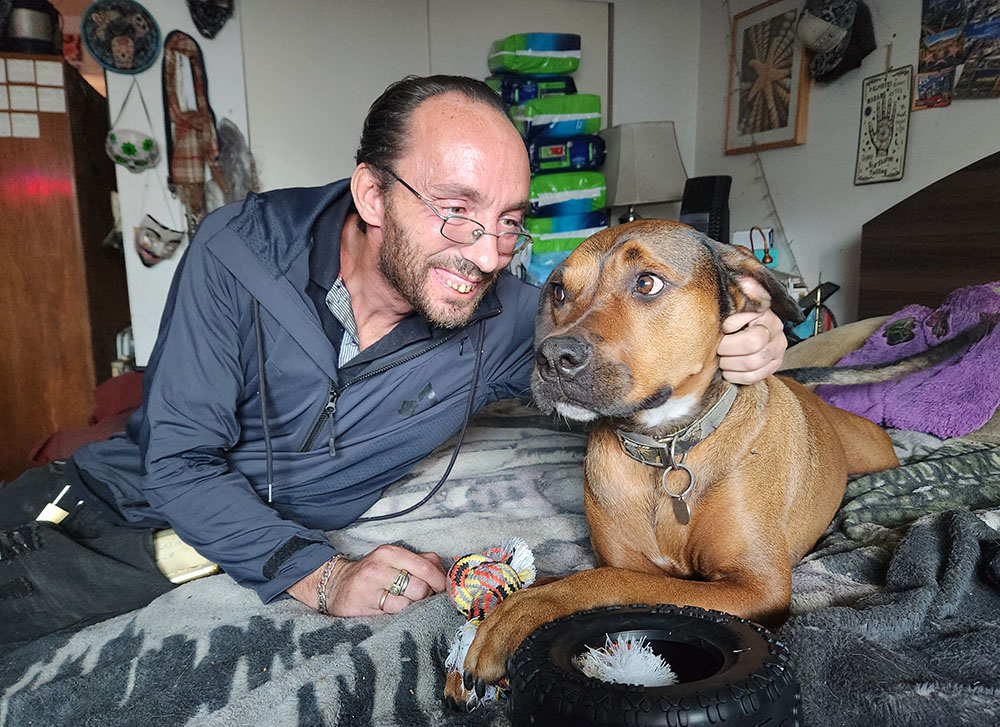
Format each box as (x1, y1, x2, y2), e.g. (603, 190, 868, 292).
(854, 66, 913, 185)
(725, 0, 811, 155)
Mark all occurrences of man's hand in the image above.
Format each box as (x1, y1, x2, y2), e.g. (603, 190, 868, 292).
(288, 544, 447, 616)
(718, 277, 788, 385)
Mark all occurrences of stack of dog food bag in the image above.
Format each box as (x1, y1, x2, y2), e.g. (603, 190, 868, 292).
(487, 32, 608, 286)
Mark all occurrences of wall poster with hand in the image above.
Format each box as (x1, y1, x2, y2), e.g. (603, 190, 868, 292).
(855, 65, 913, 185)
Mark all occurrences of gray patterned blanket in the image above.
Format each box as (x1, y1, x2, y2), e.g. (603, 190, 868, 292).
(2, 402, 999, 727)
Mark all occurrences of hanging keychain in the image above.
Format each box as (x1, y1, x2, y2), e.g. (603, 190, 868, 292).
(106, 77, 161, 173)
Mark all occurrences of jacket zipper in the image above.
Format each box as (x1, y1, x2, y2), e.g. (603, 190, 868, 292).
(298, 325, 478, 455)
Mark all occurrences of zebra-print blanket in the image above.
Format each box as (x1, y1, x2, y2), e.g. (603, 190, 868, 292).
(2, 402, 998, 727)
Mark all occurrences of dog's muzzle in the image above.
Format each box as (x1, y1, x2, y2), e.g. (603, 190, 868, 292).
(534, 335, 592, 382)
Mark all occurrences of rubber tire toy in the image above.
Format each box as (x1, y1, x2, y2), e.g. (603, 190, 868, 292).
(506, 603, 800, 726)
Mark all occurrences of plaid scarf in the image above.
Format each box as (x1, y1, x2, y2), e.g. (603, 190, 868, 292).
(162, 30, 227, 236)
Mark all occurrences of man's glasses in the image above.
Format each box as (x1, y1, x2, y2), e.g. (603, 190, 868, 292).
(384, 169, 532, 256)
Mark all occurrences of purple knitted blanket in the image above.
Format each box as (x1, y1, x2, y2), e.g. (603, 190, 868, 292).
(816, 282, 1000, 437)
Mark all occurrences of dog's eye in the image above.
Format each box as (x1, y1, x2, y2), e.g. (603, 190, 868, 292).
(551, 284, 566, 303)
(635, 274, 664, 296)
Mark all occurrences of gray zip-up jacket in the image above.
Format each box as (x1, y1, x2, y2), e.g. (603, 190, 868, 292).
(72, 181, 539, 602)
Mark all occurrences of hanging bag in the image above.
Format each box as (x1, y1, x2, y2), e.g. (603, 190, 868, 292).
(105, 76, 160, 173)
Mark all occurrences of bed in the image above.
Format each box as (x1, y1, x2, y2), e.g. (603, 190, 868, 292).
(3, 161, 1000, 727)
(857, 148, 1000, 318)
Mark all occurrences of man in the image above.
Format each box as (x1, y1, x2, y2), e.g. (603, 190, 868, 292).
(0, 76, 786, 642)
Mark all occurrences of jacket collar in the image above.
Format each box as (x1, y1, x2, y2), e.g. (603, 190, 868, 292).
(227, 181, 352, 279)
(211, 181, 506, 381)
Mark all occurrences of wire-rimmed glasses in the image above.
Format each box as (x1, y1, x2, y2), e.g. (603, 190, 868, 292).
(384, 169, 532, 256)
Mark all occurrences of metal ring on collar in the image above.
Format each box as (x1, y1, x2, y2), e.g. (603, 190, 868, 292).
(660, 463, 694, 500)
(389, 569, 410, 597)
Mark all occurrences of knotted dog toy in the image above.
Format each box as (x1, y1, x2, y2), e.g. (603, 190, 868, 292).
(445, 537, 535, 708)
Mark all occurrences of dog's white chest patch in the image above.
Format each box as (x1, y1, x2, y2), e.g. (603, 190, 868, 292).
(637, 394, 697, 429)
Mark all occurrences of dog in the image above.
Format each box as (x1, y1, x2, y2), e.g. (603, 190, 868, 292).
(451, 219, 904, 699)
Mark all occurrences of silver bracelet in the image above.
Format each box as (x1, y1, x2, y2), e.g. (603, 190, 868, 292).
(317, 553, 348, 616)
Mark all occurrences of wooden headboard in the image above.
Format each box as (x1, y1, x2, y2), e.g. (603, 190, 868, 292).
(857, 149, 1000, 319)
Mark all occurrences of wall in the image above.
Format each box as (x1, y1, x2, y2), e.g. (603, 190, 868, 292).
(606, 0, 701, 223)
(239, 0, 697, 218)
(242, 0, 611, 192)
(696, 0, 1000, 323)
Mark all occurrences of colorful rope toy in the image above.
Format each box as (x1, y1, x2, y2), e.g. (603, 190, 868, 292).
(445, 537, 535, 709)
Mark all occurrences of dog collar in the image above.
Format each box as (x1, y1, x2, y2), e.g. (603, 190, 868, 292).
(614, 384, 739, 469)
(614, 385, 738, 526)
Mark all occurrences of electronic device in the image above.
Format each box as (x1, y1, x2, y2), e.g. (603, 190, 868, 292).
(679, 175, 732, 243)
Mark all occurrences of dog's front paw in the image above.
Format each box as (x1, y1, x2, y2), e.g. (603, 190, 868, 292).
(443, 617, 508, 712)
(442, 669, 474, 712)
(462, 585, 560, 686)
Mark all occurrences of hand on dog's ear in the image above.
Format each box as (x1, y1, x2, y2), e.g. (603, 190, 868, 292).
(717, 244, 805, 325)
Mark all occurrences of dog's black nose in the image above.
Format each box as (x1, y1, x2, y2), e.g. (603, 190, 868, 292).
(536, 336, 592, 380)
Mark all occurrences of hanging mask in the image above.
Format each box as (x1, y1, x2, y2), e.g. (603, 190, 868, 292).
(106, 128, 160, 172)
(186, 0, 233, 39)
(135, 214, 184, 267)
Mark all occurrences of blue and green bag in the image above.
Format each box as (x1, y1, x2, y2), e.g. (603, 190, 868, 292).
(520, 213, 608, 286)
(529, 171, 606, 217)
(528, 135, 605, 174)
(487, 74, 576, 106)
(511, 93, 602, 140)
(488, 32, 581, 76)
(525, 211, 607, 237)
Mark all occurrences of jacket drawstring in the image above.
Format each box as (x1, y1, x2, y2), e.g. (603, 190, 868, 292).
(252, 300, 486, 517)
(356, 319, 485, 523)
(252, 298, 274, 502)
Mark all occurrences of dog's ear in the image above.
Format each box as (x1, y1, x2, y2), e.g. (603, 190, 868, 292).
(712, 241, 805, 325)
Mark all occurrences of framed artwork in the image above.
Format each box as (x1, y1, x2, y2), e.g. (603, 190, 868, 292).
(855, 66, 913, 185)
(725, 0, 811, 155)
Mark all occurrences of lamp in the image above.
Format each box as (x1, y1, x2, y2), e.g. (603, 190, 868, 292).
(600, 121, 688, 225)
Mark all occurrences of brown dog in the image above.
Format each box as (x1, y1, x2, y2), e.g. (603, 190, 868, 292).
(456, 219, 899, 694)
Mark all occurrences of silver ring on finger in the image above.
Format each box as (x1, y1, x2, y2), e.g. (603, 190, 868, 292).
(388, 569, 410, 597)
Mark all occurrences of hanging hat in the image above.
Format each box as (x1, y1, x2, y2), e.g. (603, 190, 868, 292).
(81, 0, 160, 74)
(798, 0, 876, 83)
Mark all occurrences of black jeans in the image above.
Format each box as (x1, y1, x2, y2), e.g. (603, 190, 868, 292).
(0, 463, 175, 645)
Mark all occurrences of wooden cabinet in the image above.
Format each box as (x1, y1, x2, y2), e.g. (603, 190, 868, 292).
(0, 53, 130, 482)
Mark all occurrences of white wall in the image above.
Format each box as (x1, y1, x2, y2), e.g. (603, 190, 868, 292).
(606, 0, 701, 223)
(696, 0, 1000, 323)
(242, 0, 610, 192)
(240, 0, 429, 192)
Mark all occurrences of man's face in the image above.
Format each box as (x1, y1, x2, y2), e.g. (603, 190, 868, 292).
(378, 195, 500, 328)
(376, 94, 531, 329)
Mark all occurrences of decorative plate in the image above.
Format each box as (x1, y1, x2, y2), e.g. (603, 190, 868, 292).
(81, 0, 161, 74)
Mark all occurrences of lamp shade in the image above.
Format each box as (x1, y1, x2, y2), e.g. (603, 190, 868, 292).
(600, 121, 688, 208)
